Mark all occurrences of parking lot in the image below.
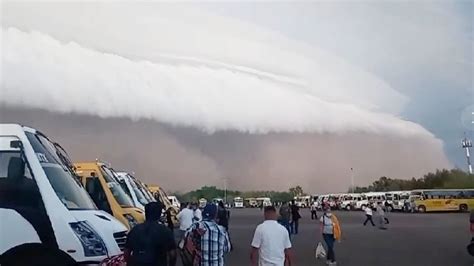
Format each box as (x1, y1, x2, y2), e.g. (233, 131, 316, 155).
(225, 208, 473, 266)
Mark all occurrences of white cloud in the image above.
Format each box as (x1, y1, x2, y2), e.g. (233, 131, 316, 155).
(0, 2, 449, 138)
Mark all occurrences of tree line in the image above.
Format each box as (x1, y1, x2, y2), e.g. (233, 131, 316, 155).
(351, 169, 473, 193)
(176, 185, 306, 203)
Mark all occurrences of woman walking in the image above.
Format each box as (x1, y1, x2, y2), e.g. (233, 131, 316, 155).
(320, 205, 341, 265)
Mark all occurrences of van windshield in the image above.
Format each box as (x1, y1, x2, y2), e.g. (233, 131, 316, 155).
(25, 132, 96, 210)
(129, 178, 149, 206)
(100, 166, 134, 207)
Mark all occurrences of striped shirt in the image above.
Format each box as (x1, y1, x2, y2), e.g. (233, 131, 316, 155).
(186, 219, 231, 266)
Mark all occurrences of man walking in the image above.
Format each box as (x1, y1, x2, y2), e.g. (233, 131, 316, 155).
(183, 203, 231, 266)
(310, 202, 318, 220)
(124, 202, 177, 266)
(279, 202, 291, 234)
(290, 200, 301, 234)
(363, 205, 375, 226)
(251, 206, 293, 266)
(177, 203, 195, 242)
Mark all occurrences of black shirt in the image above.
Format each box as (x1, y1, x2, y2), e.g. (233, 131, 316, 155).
(290, 204, 301, 220)
(125, 221, 177, 266)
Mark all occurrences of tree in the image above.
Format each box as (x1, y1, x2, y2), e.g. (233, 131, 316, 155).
(289, 186, 304, 197)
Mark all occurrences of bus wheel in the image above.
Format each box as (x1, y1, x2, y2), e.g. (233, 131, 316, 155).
(460, 204, 468, 212)
(387, 206, 393, 212)
(417, 205, 426, 213)
(0, 243, 76, 266)
(346, 205, 351, 211)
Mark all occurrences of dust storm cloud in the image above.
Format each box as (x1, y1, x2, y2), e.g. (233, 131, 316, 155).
(0, 107, 450, 193)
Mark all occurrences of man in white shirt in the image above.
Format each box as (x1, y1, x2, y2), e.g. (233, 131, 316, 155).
(363, 205, 375, 226)
(193, 203, 202, 222)
(250, 206, 293, 266)
(176, 203, 194, 242)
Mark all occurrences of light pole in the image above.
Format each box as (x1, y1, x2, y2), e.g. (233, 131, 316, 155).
(350, 168, 355, 193)
(462, 136, 473, 174)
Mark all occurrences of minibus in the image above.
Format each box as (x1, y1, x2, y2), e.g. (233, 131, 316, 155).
(74, 162, 145, 229)
(0, 124, 127, 265)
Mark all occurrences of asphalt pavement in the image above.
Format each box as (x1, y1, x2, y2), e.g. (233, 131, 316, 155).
(225, 208, 473, 266)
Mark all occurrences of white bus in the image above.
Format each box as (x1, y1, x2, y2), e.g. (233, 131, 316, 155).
(167, 195, 181, 209)
(256, 197, 272, 207)
(0, 124, 127, 265)
(385, 191, 410, 212)
(294, 195, 311, 208)
(116, 172, 151, 210)
(233, 197, 244, 208)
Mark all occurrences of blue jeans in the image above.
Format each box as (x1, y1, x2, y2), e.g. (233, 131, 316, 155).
(323, 233, 335, 262)
(279, 219, 291, 235)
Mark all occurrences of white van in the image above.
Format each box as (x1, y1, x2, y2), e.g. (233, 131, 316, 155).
(116, 172, 150, 210)
(0, 124, 127, 265)
(167, 195, 181, 209)
(233, 197, 244, 208)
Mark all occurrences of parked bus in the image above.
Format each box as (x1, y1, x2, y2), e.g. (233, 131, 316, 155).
(0, 124, 127, 264)
(412, 189, 474, 213)
(385, 191, 410, 212)
(167, 195, 181, 209)
(74, 161, 145, 229)
(116, 172, 150, 210)
(256, 197, 272, 207)
(245, 198, 258, 208)
(294, 195, 311, 208)
(233, 197, 244, 208)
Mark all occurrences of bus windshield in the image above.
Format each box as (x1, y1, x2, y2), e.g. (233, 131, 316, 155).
(129, 177, 149, 206)
(100, 166, 134, 207)
(25, 132, 96, 210)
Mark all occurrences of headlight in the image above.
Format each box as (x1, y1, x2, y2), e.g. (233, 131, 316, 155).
(70, 221, 107, 257)
(123, 213, 138, 228)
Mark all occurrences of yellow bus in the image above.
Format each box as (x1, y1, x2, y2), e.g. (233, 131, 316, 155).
(412, 189, 474, 212)
(74, 162, 145, 229)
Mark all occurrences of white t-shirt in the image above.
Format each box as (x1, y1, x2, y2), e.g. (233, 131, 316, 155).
(365, 207, 373, 216)
(251, 220, 292, 266)
(177, 208, 194, 230)
(194, 208, 202, 221)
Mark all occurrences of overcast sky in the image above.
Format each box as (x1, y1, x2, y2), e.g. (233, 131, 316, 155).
(1, 1, 472, 193)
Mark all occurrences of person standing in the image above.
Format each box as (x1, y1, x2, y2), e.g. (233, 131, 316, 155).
(363, 205, 375, 226)
(165, 207, 175, 234)
(279, 202, 291, 235)
(310, 202, 318, 220)
(251, 206, 293, 266)
(217, 201, 230, 231)
(193, 203, 202, 222)
(124, 202, 177, 266)
(176, 203, 195, 242)
(319, 206, 341, 265)
(183, 203, 231, 266)
(290, 200, 301, 234)
(376, 203, 388, 230)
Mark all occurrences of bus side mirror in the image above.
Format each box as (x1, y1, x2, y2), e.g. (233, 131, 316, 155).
(10, 140, 22, 149)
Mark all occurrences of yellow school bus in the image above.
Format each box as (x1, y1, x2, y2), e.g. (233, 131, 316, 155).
(412, 189, 474, 212)
(74, 161, 145, 229)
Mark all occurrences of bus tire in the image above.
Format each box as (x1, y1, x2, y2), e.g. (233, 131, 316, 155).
(361, 204, 367, 210)
(0, 243, 76, 266)
(460, 204, 468, 212)
(418, 205, 426, 213)
(345, 205, 351, 211)
(387, 205, 393, 212)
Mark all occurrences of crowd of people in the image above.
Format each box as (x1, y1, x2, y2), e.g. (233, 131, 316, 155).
(123, 199, 394, 266)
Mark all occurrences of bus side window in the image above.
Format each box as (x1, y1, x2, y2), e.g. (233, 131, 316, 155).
(85, 177, 112, 214)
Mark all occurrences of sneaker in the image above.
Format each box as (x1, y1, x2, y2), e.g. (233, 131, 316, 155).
(329, 262, 337, 265)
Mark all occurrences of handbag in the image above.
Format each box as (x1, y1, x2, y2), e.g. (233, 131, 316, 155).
(315, 242, 327, 259)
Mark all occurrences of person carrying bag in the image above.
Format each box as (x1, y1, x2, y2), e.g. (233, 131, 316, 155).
(319, 205, 341, 265)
